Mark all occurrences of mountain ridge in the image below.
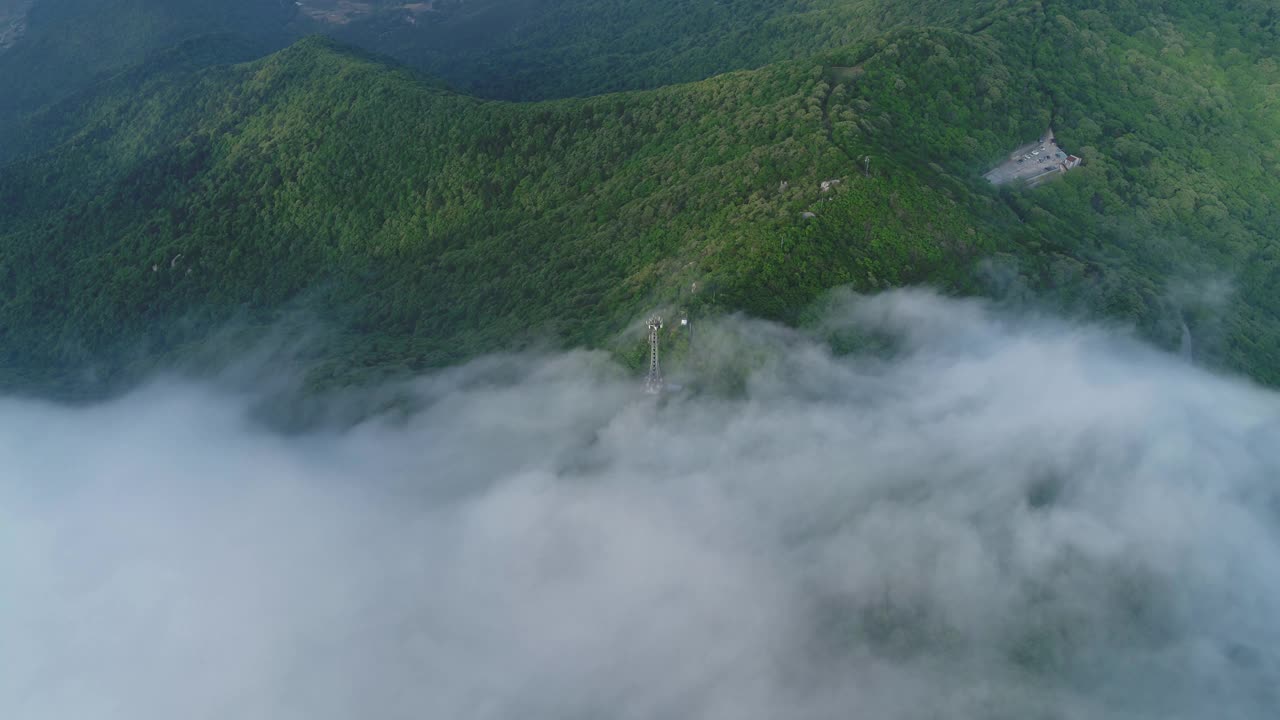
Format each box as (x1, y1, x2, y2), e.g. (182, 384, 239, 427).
(2, 1, 1279, 402)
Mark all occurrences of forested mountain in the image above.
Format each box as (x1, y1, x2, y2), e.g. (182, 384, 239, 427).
(1, 0, 1279, 399)
(0, 0, 1013, 136)
(307, 0, 1011, 100)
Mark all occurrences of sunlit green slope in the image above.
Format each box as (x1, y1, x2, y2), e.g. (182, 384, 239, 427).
(1, 1, 1278, 398)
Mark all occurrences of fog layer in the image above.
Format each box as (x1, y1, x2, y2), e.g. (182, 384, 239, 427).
(3, 290, 1278, 719)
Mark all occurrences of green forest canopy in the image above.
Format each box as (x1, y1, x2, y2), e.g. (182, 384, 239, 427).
(0, 0, 1278, 399)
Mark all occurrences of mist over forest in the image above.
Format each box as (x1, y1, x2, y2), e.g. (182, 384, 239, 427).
(3, 1, 1280, 716)
(4, 291, 1278, 719)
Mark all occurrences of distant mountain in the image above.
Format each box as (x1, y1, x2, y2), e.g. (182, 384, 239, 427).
(0, 0, 294, 133)
(0, 0, 986, 149)
(304, 0, 1010, 100)
(0, 1, 34, 50)
(0, 0, 1013, 136)
(1, 1, 1279, 400)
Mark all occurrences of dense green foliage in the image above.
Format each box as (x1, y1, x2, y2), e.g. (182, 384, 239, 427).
(2, 0, 1279, 398)
(0, 36, 991, 393)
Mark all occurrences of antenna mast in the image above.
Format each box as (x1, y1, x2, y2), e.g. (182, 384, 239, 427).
(645, 315, 663, 394)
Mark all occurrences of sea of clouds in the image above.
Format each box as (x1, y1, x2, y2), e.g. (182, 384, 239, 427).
(2, 289, 1278, 719)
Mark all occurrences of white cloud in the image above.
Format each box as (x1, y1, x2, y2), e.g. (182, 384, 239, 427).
(2, 289, 1278, 719)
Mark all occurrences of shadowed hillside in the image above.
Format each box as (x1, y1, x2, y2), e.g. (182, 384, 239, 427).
(0, 0, 295, 132)
(311, 0, 1013, 100)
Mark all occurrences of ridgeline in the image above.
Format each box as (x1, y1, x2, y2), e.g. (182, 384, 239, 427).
(1, 1, 1278, 398)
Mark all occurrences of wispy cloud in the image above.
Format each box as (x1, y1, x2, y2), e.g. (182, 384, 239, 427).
(3, 289, 1278, 719)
